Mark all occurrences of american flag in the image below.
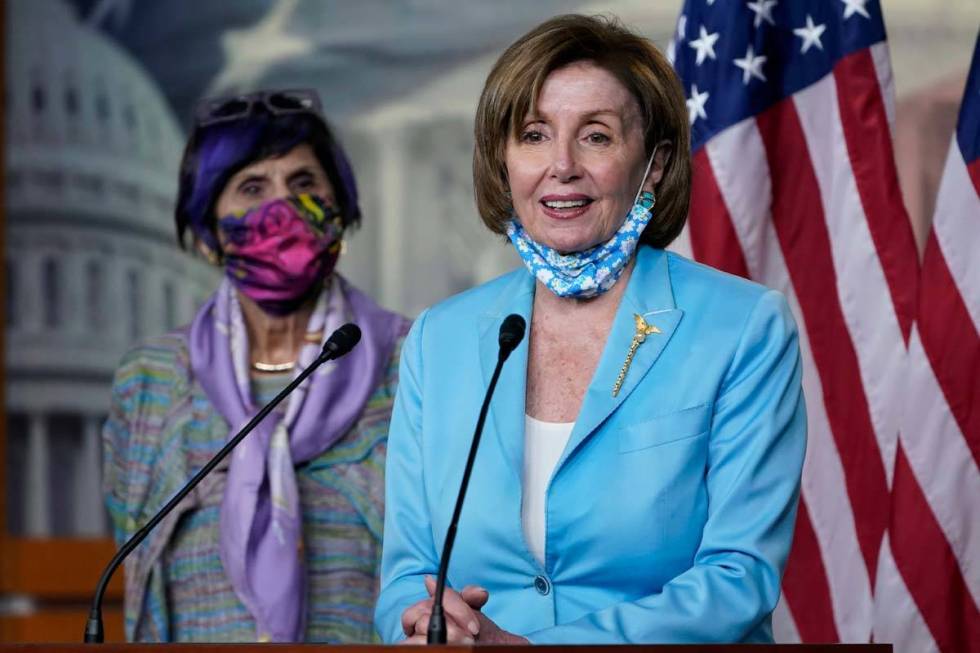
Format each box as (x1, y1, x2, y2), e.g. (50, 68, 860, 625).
(873, 36, 980, 653)
(669, 0, 976, 648)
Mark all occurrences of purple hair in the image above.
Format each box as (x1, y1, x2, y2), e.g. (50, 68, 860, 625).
(175, 109, 360, 251)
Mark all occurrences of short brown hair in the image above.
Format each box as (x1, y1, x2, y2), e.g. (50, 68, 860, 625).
(473, 14, 691, 248)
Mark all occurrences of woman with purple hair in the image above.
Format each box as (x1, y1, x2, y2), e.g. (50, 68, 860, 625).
(102, 89, 410, 643)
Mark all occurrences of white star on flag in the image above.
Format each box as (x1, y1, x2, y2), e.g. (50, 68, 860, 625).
(841, 0, 870, 20)
(793, 15, 826, 53)
(687, 84, 709, 125)
(677, 14, 688, 40)
(747, 0, 777, 28)
(689, 25, 720, 65)
(734, 44, 767, 84)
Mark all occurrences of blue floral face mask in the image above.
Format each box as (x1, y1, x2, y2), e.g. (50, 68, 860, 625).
(506, 149, 658, 299)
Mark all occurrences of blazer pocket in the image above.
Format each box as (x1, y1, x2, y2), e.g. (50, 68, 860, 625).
(618, 404, 712, 453)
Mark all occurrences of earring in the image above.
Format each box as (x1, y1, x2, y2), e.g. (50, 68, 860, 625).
(639, 190, 656, 210)
(203, 247, 222, 266)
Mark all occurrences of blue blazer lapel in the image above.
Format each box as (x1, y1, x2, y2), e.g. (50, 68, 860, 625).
(558, 247, 684, 468)
(478, 271, 535, 480)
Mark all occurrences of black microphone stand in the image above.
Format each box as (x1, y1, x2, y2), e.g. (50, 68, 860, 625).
(427, 315, 525, 644)
(83, 325, 360, 643)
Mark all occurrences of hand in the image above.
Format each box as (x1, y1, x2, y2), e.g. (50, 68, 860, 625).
(399, 575, 487, 644)
(470, 610, 530, 645)
(399, 576, 528, 645)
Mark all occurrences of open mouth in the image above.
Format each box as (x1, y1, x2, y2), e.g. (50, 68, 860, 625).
(539, 195, 594, 217)
(542, 198, 591, 209)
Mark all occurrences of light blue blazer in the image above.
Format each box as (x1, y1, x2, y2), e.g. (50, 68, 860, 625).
(375, 246, 806, 644)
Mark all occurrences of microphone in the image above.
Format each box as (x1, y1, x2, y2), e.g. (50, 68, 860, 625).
(83, 323, 363, 643)
(498, 313, 526, 360)
(323, 322, 361, 358)
(427, 314, 526, 644)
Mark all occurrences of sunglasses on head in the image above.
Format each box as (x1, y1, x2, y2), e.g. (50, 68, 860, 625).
(194, 89, 324, 127)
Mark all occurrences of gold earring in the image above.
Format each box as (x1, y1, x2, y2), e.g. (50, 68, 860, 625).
(204, 247, 222, 266)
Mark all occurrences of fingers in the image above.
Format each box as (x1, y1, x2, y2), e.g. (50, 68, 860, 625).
(401, 597, 432, 637)
(399, 634, 428, 645)
(424, 576, 490, 607)
(460, 584, 489, 609)
(411, 611, 475, 644)
(401, 578, 483, 642)
(423, 575, 480, 637)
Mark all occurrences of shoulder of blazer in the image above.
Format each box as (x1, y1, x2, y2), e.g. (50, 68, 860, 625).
(425, 265, 530, 324)
(665, 250, 774, 313)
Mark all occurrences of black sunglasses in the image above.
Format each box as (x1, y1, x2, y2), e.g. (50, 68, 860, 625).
(194, 89, 324, 127)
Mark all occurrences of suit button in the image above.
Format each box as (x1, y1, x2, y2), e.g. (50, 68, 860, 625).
(533, 575, 551, 595)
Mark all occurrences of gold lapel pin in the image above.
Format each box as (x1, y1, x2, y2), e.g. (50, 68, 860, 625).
(612, 314, 661, 397)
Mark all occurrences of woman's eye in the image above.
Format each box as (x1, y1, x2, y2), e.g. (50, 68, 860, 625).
(240, 182, 262, 196)
(586, 132, 611, 144)
(520, 130, 545, 144)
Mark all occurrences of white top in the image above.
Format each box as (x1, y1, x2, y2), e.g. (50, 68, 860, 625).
(522, 414, 575, 566)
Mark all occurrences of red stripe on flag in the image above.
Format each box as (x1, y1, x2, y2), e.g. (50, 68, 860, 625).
(688, 148, 751, 278)
(833, 49, 919, 343)
(781, 496, 840, 642)
(890, 444, 980, 652)
(967, 157, 980, 200)
(917, 234, 980, 464)
(756, 100, 889, 578)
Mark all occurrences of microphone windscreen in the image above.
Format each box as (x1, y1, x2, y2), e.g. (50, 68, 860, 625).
(323, 323, 362, 358)
(498, 314, 526, 353)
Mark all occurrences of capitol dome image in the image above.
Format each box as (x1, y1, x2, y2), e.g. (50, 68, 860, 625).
(4, 0, 218, 537)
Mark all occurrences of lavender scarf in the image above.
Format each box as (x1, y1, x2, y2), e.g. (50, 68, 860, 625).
(188, 275, 407, 641)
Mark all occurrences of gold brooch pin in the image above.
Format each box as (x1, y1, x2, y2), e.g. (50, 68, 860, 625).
(612, 314, 661, 397)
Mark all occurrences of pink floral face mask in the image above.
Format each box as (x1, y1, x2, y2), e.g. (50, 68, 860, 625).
(216, 194, 344, 315)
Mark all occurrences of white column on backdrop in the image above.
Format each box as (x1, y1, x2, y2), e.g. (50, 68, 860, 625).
(75, 414, 107, 536)
(20, 250, 44, 332)
(25, 413, 51, 536)
(64, 249, 86, 337)
(104, 253, 128, 343)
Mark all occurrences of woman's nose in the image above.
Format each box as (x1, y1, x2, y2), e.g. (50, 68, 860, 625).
(271, 177, 292, 199)
(549, 137, 582, 182)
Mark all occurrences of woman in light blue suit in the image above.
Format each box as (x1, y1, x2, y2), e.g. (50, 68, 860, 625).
(376, 14, 806, 645)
